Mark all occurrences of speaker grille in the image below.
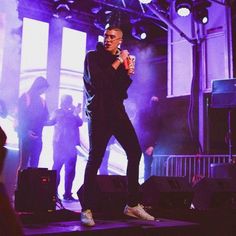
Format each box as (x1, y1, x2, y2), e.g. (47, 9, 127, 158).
(15, 168, 57, 212)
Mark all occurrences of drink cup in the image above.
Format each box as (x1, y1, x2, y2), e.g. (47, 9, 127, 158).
(129, 55, 136, 69)
(124, 55, 136, 70)
(123, 58, 129, 70)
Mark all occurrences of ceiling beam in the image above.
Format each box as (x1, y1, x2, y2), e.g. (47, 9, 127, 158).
(93, 0, 163, 21)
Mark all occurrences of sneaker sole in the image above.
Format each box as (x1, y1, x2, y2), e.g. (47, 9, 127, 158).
(81, 222, 95, 227)
(124, 211, 140, 219)
(124, 211, 155, 221)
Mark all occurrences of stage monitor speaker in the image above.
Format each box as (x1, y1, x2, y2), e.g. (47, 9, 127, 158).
(211, 79, 236, 109)
(192, 177, 236, 210)
(77, 175, 127, 213)
(211, 163, 236, 180)
(15, 168, 57, 212)
(141, 176, 193, 209)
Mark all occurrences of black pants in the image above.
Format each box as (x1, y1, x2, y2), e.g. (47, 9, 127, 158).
(18, 137, 42, 170)
(52, 142, 77, 198)
(82, 111, 142, 211)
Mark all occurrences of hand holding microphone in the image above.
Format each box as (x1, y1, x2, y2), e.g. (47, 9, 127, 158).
(119, 50, 136, 75)
(127, 55, 136, 75)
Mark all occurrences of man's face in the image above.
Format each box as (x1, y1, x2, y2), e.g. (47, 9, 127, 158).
(103, 29, 123, 54)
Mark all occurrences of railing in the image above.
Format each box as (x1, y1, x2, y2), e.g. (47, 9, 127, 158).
(152, 155, 236, 183)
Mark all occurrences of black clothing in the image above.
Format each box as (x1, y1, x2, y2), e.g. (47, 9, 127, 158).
(50, 107, 83, 198)
(137, 102, 160, 151)
(83, 42, 132, 121)
(136, 101, 160, 181)
(82, 43, 142, 211)
(17, 93, 48, 139)
(99, 136, 115, 175)
(17, 77, 49, 170)
(0, 126, 7, 174)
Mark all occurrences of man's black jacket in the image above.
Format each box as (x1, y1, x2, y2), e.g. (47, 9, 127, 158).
(83, 42, 132, 121)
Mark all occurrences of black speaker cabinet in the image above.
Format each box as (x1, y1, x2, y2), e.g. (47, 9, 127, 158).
(15, 168, 57, 212)
(77, 175, 127, 213)
(211, 163, 236, 180)
(141, 176, 193, 209)
(192, 177, 236, 210)
(211, 79, 236, 109)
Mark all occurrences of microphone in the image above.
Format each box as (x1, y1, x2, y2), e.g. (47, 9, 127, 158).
(116, 48, 129, 69)
(124, 55, 136, 71)
(123, 58, 129, 70)
(117, 49, 136, 73)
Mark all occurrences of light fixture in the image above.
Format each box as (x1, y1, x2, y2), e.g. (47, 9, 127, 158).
(193, 0, 211, 24)
(53, 0, 73, 19)
(94, 9, 112, 31)
(132, 22, 147, 40)
(94, 10, 123, 31)
(194, 7, 209, 24)
(139, 0, 152, 3)
(155, 0, 170, 14)
(53, 0, 74, 3)
(106, 10, 122, 28)
(175, 0, 193, 17)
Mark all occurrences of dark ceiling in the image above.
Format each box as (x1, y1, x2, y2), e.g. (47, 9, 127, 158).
(17, 0, 170, 41)
(17, 0, 236, 43)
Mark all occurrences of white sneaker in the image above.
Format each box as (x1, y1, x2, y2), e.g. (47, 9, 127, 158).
(81, 209, 95, 226)
(124, 204, 155, 221)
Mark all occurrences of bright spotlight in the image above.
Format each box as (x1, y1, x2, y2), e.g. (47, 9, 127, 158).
(175, 0, 193, 17)
(193, 0, 211, 24)
(141, 32, 147, 40)
(132, 24, 147, 41)
(194, 7, 209, 24)
(139, 0, 152, 4)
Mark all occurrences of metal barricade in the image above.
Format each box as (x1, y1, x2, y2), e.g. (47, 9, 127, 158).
(165, 155, 235, 183)
(152, 155, 169, 176)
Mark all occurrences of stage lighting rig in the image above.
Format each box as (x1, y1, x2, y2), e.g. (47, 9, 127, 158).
(132, 23, 147, 40)
(193, 0, 211, 24)
(53, 0, 73, 20)
(175, 0, 193, 16)
(139, 0, 153, 3)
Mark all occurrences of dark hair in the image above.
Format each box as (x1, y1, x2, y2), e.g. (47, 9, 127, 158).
(30, 76, 49, 92)
(105, 26, 123, 36)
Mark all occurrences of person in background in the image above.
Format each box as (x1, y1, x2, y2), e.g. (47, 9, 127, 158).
(137, 96, 160, 181)
(80, 26, 156, 226)
(16, 76, 49, 171)
(49, 95, 83, 201)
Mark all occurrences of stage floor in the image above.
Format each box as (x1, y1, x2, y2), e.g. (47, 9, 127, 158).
(20, 200, 200, 236)
(19, 199, 236, 236)
(22, 216, 200, 236)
